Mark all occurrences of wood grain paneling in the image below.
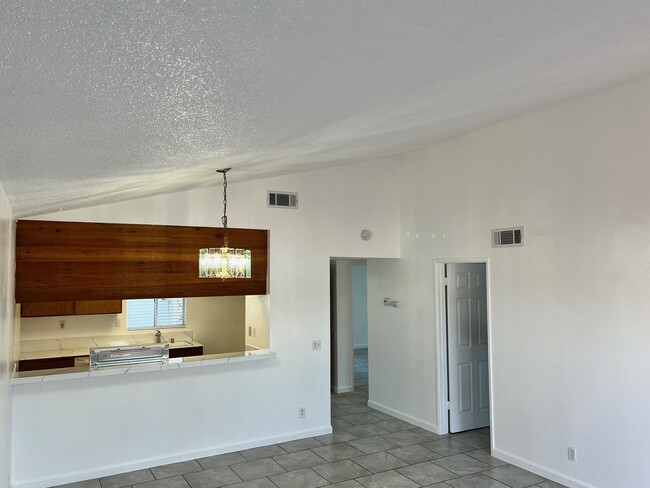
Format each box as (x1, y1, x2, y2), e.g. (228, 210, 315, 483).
(74, 300, 123, 315)
(21, 300, 123, 317)
(16, 220, 269, 303)
(20, 301, 75, 317)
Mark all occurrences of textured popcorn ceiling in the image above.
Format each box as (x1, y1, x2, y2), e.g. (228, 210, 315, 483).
(2, 1, 650, 216)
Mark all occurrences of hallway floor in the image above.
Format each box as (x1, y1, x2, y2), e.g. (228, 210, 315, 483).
(57, 349, 565, 488)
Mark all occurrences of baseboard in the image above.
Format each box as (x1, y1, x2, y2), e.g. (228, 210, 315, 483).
(491, 448, 597, 488)
(335, 385, 354, 393)
(367, 400, 439, 434)
(11, 426, 333, 488)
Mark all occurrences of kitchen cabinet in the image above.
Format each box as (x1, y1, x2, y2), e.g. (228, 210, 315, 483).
(75, 300, 123, 315)
(169, 345, 203, 358)
(20, 300, 122, 318)
(16, 220, 269, 303)
(18, 356, 76, 372)
(20, 301, 75, 317)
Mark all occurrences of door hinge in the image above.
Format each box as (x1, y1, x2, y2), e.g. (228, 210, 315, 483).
(444, 277, 449, 286)
(447, 401, 451, 410)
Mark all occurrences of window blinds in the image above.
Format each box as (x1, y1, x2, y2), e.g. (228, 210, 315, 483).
(126, 298, 186, 329)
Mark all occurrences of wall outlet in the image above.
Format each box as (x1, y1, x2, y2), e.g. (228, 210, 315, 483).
(312, 340, 321, 350)
(298, 407, 306, 418)
(567, 446, 577, 462)
(248, 326, 252, 337)
(114, 317, 120, 328)
(59, 320, 65, 329)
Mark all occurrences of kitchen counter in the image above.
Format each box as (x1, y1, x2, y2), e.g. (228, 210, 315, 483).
(19, 332, 201, 361)
(12, 349, 276, 384)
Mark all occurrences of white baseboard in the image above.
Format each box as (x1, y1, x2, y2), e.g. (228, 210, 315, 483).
(11, 426, 333, 488)
(492, 448, 597, 488)
(335, 385, 354, 393)
(367, 400, 439, 434)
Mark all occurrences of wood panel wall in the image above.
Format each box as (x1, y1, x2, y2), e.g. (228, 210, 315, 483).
(15, 220, 269, 303)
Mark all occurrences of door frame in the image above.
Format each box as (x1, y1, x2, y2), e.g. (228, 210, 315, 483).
(434, 258, 495, 440)
(330, 258, 368, 394)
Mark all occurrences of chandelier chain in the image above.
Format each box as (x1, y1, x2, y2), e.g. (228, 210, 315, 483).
(222, 171, 228, 230)
(218, 169, 230, 248)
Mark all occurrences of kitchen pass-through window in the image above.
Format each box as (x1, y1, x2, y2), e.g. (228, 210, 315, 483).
(126, 298, 186, 330)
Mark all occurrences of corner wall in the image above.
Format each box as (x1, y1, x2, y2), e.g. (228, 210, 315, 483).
(351, 262, 368, 349)
(245, 295, 270, 350)
(334, 260, 354, 393)
(0, 181, 14, 488)
(367, 73, 650, 488)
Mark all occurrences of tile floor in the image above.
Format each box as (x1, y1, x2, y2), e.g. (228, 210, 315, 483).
(57, 349, 566, 488)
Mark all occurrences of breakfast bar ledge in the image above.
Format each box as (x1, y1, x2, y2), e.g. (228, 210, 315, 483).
(11, 349, 276, 384)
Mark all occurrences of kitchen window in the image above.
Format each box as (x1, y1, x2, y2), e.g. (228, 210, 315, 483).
(126, 298, 186, 330)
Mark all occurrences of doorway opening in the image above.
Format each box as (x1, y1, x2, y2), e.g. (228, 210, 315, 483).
(330, 259, 368, 395)
(435, 259, 493, 438)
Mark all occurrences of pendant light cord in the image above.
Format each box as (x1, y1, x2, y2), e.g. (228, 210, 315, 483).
(218, 168, 230, 248)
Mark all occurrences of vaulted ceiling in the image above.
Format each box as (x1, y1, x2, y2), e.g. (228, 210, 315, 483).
(3, 1, 650, 217)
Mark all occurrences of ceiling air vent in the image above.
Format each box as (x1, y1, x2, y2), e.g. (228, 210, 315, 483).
(492, 226, 523, 248)
(268, 191, 298, 209)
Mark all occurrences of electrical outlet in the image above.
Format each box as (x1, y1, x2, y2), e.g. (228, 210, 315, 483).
(59, 320, 65, 329)
(312, 340, 321, 350)
(248, 326, 252, 337)
(567, 446, 577, 462)
(298, 407, 306, 418)
(114, 317, 120, 328)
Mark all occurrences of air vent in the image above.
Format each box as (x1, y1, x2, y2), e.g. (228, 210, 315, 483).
(268, 191, 298, 209)
(492, 227, 523, 247)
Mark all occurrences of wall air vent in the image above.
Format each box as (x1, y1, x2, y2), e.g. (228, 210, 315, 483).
(492, 226, 523, 248)
(268, 191, 298, 209)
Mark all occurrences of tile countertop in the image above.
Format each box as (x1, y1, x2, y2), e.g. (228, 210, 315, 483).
(12, 349, 277, 384)
(19, 332, 201, 361)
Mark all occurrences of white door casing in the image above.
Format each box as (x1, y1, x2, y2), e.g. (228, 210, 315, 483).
(447, 262, 490, 433)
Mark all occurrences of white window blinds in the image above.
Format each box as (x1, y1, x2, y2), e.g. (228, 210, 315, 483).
(126, 298, 186, 330)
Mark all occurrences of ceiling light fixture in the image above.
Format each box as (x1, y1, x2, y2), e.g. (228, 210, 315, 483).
(199, 168, 251, 279)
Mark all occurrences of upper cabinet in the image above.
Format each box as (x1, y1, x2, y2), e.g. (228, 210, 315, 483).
(21, 300, 123, 317)
(15, 220, 269, 303)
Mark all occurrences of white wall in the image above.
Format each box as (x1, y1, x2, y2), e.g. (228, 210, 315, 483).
(12, 158, 400, 486)
(18, 297, 246, 355)
(368, 74, 650, 488)
(0, 181, 14, 488)
(351, 262, 368, 348)
(186, 297, 245, 354)
(245, 295, 270, 349)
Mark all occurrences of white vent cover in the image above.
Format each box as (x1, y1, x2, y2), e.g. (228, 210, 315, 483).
(268, 191, 298, 209)
(492, 226, 523, 247)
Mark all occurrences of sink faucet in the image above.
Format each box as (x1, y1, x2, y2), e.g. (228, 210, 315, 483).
(155, 330, 161, 343)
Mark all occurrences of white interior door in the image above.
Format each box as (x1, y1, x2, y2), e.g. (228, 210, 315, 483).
(447, 262, 490, 433)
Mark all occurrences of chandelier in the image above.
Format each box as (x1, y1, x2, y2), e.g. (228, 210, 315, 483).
(199, 168, 251, 279)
